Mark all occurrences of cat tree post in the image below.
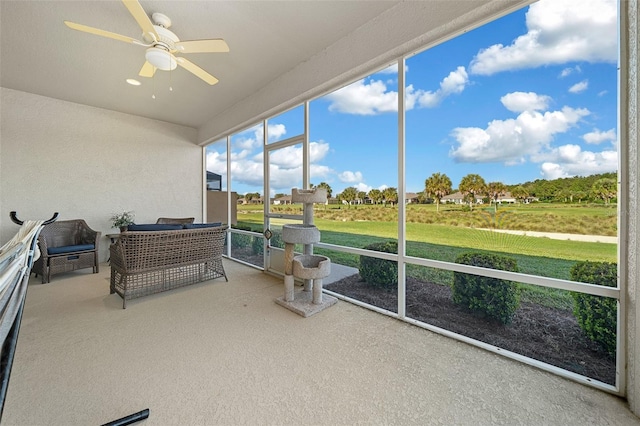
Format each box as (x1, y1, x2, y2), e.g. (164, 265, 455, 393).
(276, 188, 337, 317)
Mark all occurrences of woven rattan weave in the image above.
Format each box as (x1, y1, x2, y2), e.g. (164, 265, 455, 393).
(109, 226, 228, 308)
(32, 219, 100, 283)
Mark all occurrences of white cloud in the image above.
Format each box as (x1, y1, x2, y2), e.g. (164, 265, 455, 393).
(267, 124, 287, 141)
(438, 67, 469, 96)
(269, 145, 302, 168)
(326, 66, 469, 115)
(251, 123, 287, 143)
(206, 150, 227, 175)
(232, 137, 257, 151)
(469, 0, 617, 75)
(267, 165, 302, 190)
(539, 144, 617, 179)
(501, 92, 551, 113)
(583, 128, 617, 144)
(325, 79, 398, 115)
(267, 141, 330, 169)
(266, 141, 333, 192)
(206, 141, 331, 192)
(411, 67, 469, 109)
(310, 164, 332, 180)
(309, 141, 330, 161)
(229, 158, 264, 188)
(449, 106, 590, 164)
(540, 162, 569, 180)
(569, 80, 589, 94)
(232, 123, 287, 150)
(355, 183, 373, 193)
(559, 66, 582, 78)
(339, 171, 364, 183)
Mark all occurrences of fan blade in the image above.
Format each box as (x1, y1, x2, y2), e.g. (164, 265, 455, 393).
(139, 61, 156, 78)
(64, 21, 139, 44)
(122, 0, 158, 41)
(176, 57, 219, 85)
(174, 39, 230, 54)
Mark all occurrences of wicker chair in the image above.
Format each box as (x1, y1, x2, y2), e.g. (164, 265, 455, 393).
(32, 219, 100, 283)
(155, 217, 195, 225)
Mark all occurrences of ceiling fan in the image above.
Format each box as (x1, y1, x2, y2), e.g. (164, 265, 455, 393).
(64, 0, 228, 85)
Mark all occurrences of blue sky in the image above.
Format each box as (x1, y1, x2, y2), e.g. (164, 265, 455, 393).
(207, 0, 618, 197)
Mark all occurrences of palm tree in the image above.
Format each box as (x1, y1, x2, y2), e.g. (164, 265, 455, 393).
(574, 190, 587, 203)
(382, 187, 398, 206)
(511, 185, 529, 204)
(425, 172, 452, 212)
(592, 178, 617, 205)
(459, 174, 486, 211)
(339, 186, 358, 206)
(368, 189, 383, 204)
(315, 182, 333, 199)
(357, 191, 367, 205)
(486, 181, 507, 212)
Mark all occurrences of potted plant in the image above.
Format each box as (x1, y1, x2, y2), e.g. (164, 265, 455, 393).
(110, 210, 135, 232)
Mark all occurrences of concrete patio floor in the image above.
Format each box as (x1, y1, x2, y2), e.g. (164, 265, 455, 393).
(2, 259, 638, 425)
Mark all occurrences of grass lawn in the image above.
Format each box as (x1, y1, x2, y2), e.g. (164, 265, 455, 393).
(234, 203, 617, 310)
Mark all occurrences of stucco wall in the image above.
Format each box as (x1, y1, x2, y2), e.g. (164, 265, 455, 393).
(0, 88, 201, 262)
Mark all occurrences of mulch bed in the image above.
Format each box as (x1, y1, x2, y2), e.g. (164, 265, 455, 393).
(325, 274, 616, 385)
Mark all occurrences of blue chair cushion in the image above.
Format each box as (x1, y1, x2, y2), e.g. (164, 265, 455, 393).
(48, 244, 95, 255)
(127, 224, 183, 231)
(183, 222, 222, 229)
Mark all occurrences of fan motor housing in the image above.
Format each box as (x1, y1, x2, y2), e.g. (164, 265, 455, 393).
(143, 23, 180, 50)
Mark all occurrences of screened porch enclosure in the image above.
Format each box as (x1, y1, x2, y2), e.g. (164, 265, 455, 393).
(207, 0, 624, 396)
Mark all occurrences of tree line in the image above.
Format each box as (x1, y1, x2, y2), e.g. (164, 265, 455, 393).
(238, 172, 617, 209)
(423, 172, 618, 212)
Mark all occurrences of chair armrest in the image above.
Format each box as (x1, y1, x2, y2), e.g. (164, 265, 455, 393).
(36, 234, 50, 258)
(79, 225, 101, 250)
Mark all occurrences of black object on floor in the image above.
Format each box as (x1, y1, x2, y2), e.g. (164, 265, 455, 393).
(101, 408, 150, 426)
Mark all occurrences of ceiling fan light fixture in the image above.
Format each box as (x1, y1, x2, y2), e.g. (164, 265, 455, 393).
(145, 47, 177, 71)
(64, 1, 225, 85)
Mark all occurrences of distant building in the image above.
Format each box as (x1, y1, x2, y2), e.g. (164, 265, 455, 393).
(405, 192, 419, 204)
(493, 192, 516, 204)
(442, 192, 483, 204)
(206, 171, 222, 191)
(273, 195, 292, 205)
(442, 192, 465, 204)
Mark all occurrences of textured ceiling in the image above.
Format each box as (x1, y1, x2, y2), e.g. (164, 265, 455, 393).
(1, 1, 529, 140)
(0, 1, 399, 129)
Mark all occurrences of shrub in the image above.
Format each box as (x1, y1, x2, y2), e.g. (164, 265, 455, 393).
(570, 261, 617, 356)
(252, 235, 264, 255)
(231, 224, 252, 249)
(359, 241, 398, 289)
(452, 252, 520, 324)
(269, 232, 285, 249)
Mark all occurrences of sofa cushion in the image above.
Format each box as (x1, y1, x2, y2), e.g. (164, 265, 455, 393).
(127, 224, 183, 231)
(48, 244, 95, 255)
(183, 222, 222, 229)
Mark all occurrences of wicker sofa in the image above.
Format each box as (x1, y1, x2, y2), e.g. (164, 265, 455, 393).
(109, 224, 228, 308)
(33, 219, 100, 283)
